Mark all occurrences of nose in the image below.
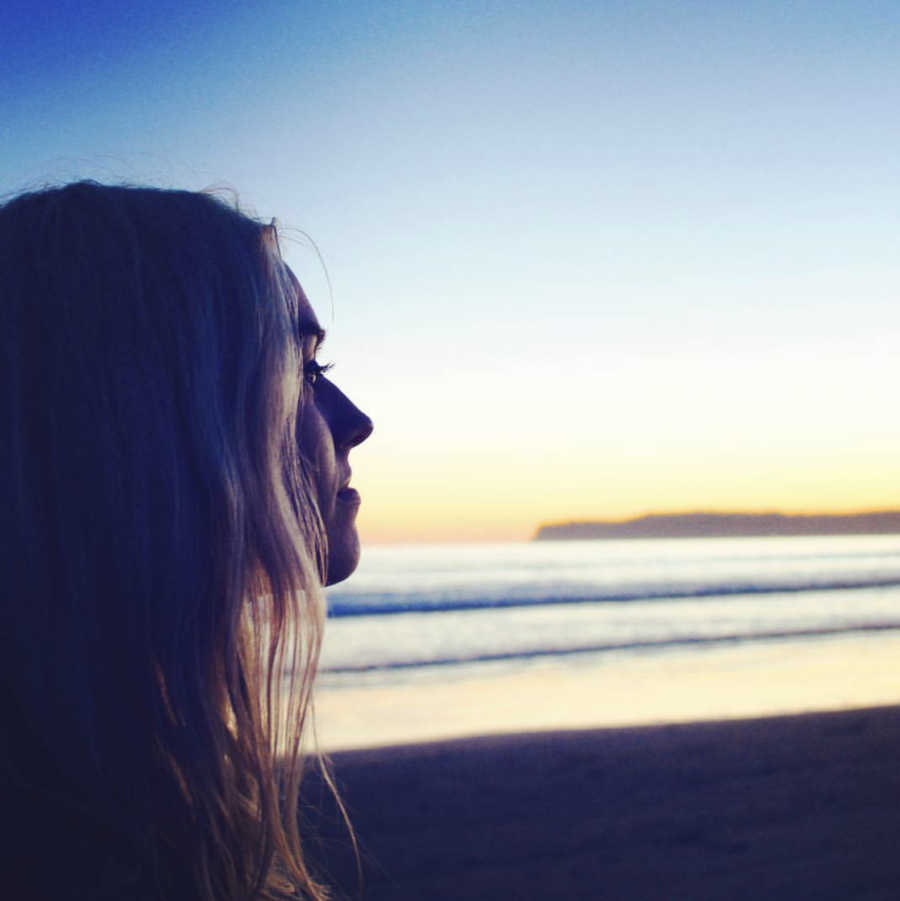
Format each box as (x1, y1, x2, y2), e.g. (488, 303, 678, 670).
(323, 379, 373, 450)
(341, 403, 373, 450)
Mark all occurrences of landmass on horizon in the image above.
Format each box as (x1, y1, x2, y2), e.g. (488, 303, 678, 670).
(534, 511, 900, 541)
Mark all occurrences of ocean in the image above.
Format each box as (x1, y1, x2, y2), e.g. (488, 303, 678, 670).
(319, 534, 900, 687)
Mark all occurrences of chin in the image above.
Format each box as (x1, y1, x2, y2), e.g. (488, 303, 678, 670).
(325, 531, 360, 586)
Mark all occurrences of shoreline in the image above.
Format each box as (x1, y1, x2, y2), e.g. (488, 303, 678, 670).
(313, 630, 900, 752)
(303, 705, 900, 900)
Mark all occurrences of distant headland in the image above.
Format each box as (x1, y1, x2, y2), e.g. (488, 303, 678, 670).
(533, 512, 900, 541)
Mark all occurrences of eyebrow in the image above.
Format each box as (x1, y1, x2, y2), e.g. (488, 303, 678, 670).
(299, 322, 326, 349)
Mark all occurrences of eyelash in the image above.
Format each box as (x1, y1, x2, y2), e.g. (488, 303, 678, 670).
(303, 359, 333, 387)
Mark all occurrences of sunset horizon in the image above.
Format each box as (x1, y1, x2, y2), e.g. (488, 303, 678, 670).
(359, 504, 900, 545)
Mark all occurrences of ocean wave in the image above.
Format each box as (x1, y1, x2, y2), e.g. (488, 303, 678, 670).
(317, 620, 900, 674)
(326, 576, 900, 618)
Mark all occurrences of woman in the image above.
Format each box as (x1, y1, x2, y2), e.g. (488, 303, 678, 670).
(0, 182, 372, 900)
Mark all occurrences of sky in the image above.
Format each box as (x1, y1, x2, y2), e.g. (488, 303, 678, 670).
(3, 0, 900, 542)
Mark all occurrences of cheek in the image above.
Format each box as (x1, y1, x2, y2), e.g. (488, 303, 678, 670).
(298, 409, 336, 514)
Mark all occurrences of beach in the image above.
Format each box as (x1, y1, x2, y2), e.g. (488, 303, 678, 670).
(304, 539, 900, 898)
(303, 705, 900, 900)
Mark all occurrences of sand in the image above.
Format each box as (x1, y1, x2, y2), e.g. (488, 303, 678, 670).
(301, 705, 900, 900)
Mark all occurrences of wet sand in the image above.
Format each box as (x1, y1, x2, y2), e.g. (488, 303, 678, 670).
(302, 705, 900, 900)
(313, 632, 900, 752)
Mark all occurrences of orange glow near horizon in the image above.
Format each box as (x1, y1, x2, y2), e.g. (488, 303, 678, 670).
(342, 335, 900, 545)
(354, 452, 900, 544)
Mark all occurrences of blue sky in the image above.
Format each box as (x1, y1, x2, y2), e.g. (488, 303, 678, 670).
(4, 0, 900, 540)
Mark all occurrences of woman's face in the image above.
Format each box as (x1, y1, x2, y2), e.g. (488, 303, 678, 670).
(291, 273, 373, 586)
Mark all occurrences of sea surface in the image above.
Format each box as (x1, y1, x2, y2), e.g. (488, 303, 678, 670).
(318, 535, 900, 690)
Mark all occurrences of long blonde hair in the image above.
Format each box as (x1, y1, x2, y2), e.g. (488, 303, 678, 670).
(0, 182, 331, 899)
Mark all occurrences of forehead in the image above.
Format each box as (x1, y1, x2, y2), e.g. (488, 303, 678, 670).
(284, 265, 324, 342)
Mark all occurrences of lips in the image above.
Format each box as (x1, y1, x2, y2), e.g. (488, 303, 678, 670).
(335, 466, 359, 504)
